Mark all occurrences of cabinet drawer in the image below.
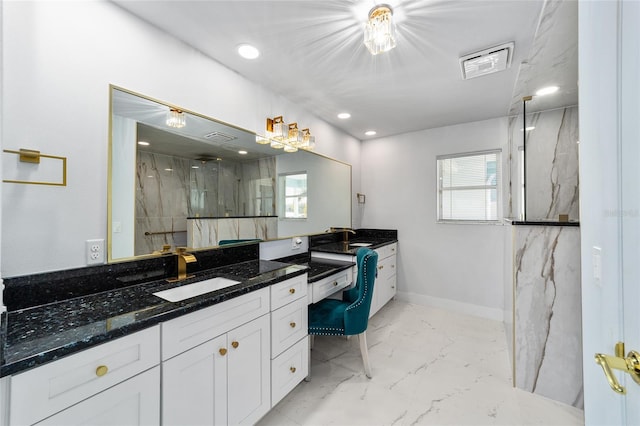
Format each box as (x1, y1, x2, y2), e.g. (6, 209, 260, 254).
(377, 253, 396, 280)
(162, 287, 269, 360)
(310, 270, 352, 304)
(271, 336, 309, 407)
(271, 297, 308, 358)
(35, 366, 160, 426)
(270, 274, 308, 311)
(10, 325, 160, 426)
(376, 243, 397, 260)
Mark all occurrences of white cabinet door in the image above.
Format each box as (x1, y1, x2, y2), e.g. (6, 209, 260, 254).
(372, 251, 397, 316)
(162, 314, 270, 426)
(227, 314, 271, 426)
(162, 334, 227, 426)
(36, 367, 160, 426)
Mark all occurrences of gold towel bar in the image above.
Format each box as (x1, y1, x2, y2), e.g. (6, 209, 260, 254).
(3, 149, 67, 186)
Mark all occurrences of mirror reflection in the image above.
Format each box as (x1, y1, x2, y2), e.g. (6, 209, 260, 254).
(109, 87, 351, 261)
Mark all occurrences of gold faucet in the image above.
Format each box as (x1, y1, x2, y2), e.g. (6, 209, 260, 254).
(153, 244, 172, 255)
(169, 247, 197, 282)
(329, 227, 356, 244)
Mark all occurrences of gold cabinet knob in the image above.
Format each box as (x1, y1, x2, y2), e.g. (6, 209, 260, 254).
(231, 341, 239, 349)
(219, 348, 228, 356)
(290, 366, 296, 373)
(95, 365, 108, 377)
(289, 288, 296, 294)
(333, 281, 338, 286)
(378, 265, 384, 270)
(290, 322, 296, 328)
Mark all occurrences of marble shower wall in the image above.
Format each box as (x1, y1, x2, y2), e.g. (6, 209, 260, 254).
(507, 106, 579, 220)
(135, 151, 276, 255)
(512, 225, 582, 408)
(187, 217, 278, 248)
(136, 151, 190, 256)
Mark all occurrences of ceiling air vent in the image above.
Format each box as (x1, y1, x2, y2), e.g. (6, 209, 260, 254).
(203, 131, 237, 143)
(459, 42, 514, 80)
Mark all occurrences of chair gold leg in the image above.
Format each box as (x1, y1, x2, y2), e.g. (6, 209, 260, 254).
(358, 332, 372, 378)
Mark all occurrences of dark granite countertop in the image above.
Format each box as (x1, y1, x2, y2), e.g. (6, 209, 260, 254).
(310, 238, 398, 256)
(510, 220, 580, 227)
(1, 259, 307, 378)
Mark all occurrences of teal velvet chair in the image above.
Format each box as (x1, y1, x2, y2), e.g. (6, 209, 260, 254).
(308, 248, 378, 378)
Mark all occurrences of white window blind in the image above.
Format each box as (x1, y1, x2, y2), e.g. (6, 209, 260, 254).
(437, 150, 501, 222)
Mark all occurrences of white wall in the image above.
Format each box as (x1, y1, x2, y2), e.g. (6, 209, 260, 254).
(360, 117, 508, 319)
(1, 1, 360, 277)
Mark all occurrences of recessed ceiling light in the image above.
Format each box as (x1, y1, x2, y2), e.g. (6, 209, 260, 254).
(237, 44, 260, 60)
(520, 126, 536, 131)
(535, 86, 559, 96)
(138, 141, 150, 146)
(238, 150, 248, 155)
(165, 168, 173, 172)
(365, 130, 377, 136)
(338, 113, 351, 119)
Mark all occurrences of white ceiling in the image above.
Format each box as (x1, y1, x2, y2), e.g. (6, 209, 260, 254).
(111, 0, 578, 140)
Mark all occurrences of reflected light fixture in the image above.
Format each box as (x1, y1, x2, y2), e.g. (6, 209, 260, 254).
(536, 86, 559, 96)
(364, 4, 397, 55)
(166, 108, 186, 128)
(266, 116, 287, 149)
(256, 135, 270, 145)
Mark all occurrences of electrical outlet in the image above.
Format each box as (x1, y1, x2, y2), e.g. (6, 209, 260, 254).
(86, 239, 105, 265)
(291, 237, 302, 250)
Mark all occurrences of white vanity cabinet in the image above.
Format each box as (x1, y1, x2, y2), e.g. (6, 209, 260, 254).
(371, 243, 397, 317)
(269, 274, 309, 407)
(311, 242, 397, 317)
(161, 287, 271, 426)
(8, 325, 161, 426)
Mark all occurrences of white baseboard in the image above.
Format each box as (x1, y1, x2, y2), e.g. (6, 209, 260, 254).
(395, 291, 504, 322)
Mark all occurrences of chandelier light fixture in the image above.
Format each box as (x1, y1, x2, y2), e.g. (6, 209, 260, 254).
(300, 128, 315, 151)
(166, 108, 186, 128)
(284, 123, 303, 152)
(266, 116, 287, 149)
(364, 4, 397, 55)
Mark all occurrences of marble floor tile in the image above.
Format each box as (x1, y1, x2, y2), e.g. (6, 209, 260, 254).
(257, 300, 584, 426)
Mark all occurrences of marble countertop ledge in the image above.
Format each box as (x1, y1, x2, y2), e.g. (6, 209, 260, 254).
(1, 259, 307, 378)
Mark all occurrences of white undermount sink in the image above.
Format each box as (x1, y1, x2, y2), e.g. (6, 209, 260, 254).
(349, 242, 373, 247)
(152, 277, 241, 302)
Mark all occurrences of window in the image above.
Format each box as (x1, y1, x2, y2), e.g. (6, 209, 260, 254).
(437, 150, 501, 222)
(278, 172, 307, 219)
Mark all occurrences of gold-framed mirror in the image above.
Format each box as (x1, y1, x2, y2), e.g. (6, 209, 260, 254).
(108, 86, 351, 261)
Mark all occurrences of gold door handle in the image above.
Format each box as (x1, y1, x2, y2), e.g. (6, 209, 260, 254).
(231, 341, 239, 349)
(219, 348, 228, 356)
(594, 342, 640, 394)
(95, 365, 108, 377)
(289, 288, 296, 294)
